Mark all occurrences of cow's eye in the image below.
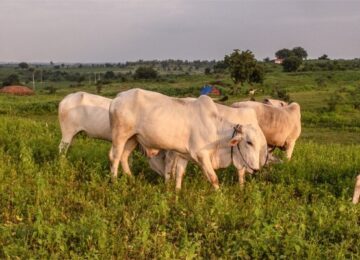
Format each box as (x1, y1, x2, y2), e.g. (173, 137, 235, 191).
(247, 141, 253, 146)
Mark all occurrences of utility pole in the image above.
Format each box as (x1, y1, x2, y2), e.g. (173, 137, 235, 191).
(32, 71, 35, 90)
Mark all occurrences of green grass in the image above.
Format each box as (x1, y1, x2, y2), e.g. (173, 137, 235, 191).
(1, 67, 360, 258)
(0, 116, 359, 258)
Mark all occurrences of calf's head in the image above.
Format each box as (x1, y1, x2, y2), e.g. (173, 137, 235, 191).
(229, 124, 267, 173)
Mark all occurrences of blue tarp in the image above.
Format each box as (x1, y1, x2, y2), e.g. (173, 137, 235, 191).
(200, 85, 214, 95)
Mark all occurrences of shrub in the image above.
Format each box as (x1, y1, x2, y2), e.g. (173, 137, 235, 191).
(315, 77, 327, 88)
(134, 66, 158, 80)
(44, 86, 57, 94)
(282, 56, 302, 72)
(2, 74, 20, 86)
(271, 87, 290, 102)
(326, 91, 343, 111)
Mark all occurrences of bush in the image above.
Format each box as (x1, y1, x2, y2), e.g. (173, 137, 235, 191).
(282, 56, 302, 72)
(2, 74, 20, 86)
(271, 87, 290, 102)
(44, 86, 57, 94)
(315, 77, 327, 88)
(134, 66, 158, 80)
(326, 91, 343, 112)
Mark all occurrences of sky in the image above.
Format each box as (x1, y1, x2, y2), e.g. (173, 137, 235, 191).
(1, 0, 359, 63)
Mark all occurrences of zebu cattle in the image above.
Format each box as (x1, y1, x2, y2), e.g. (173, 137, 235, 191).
(109, 89, 267, 189)
(58, 92, 159, 175)
(58, 92, 112, 154)
(231, 101, 301, 159)
(148, 103, 270, 189)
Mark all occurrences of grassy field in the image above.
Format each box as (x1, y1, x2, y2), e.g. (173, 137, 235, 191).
(1, 66, 360, 258)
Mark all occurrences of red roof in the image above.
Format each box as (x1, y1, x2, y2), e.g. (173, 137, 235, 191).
(0, 85, 34, 95)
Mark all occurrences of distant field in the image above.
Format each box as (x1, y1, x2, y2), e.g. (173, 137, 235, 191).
(1, 65, 360, 258)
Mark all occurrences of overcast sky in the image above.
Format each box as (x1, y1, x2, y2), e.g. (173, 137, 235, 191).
(1, 0, 359, 62)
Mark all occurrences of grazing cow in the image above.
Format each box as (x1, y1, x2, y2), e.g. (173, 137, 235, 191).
(148, 103, 270, 189)
(353, 175, 360, 204)
(109, 88, 267, 189)
(58, 92, 161, 176)
(262, 98, 288, 107)
(231, 101, 301, 159)
(58, 92, 112, 154)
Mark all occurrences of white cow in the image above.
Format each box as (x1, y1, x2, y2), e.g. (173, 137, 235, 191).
(148, 103, 271, 190)
(353, 175, 360, 204)
(58, 92, 112, 154)
(58, 92, 158, 175)
(109, 88, 268, 189)
(231, 101, 301, 160)
(151, 98, 295, 188)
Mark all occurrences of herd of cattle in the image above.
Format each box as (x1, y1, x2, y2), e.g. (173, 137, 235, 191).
(57, 89, 360, 204)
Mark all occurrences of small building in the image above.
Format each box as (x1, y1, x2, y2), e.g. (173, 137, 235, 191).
(274, 58, 284, 64)
(0, 85, 34, 95)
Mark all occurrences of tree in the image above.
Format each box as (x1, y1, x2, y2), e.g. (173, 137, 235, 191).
(2, 74, 20, 86)
(133, 66, 158, 80)
(275, 48, 293, 59)
(224, 49, 264, 94)
(263, 57, 271, 63)
(282, 56, 302, 72)
(104, 71, 115, 80)
(249, 64, 265, 84)
(292, 46, 308, 60)
(18, 62, 29, 69)
(318, 54, 329, 60)
(204, 67, 211, 75)
(213, 60, 228, 73)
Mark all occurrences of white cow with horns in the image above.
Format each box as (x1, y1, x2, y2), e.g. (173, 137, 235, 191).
(108, 88, 268, 189)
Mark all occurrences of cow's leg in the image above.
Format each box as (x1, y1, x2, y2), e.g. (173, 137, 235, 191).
(198, 154, 219, 190)
(237, 168, 246, 187)
(284, 140, 296, 160)
(59, 129, 78, 155)
(120, 137, 138, 176)
(59, 141, 70, 155)
(175, 158, 188, 190)
(353, 175, 360, 204)
(164, 153, 178, 183)
(109, 130, 132, 178)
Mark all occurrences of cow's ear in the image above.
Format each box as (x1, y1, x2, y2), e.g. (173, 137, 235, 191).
(229, 135, 242, 146)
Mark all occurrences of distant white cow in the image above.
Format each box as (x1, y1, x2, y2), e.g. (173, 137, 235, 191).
(353, 175, 360, 204)
(109, 89, 268, 189)
(231, 101, 301, 159)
